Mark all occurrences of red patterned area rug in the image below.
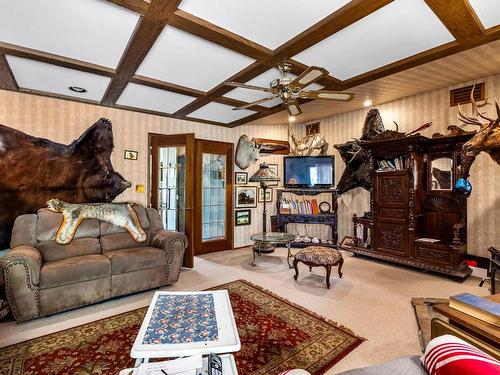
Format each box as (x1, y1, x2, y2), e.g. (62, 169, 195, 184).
(0, 280, 364, 375)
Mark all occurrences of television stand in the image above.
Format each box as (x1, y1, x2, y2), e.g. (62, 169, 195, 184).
(276, 188, 338, 248)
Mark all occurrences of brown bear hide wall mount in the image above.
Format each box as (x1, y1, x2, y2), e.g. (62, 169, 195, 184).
(0, 118, 131, 248)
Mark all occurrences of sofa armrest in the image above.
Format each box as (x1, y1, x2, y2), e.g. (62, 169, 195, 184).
(0, 246, 42, 321)
(152, 230, 187, 284)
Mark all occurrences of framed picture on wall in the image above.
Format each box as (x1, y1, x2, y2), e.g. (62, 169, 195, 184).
(124, 150, 138, 160)
(258, 188, 273, 203)
(235, 209, 251, 226)
(235, 172, 248, 185)
(267, 164, 279, 186)
(235, 186, 257, 208)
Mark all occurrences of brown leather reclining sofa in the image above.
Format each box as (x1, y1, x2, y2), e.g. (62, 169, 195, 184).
(0, 205, 187, 322)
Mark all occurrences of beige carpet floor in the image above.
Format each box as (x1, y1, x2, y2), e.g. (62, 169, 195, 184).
(0, 248, 485, 374)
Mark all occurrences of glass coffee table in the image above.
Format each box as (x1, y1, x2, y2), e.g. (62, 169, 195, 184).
(250, 232, 297, 267)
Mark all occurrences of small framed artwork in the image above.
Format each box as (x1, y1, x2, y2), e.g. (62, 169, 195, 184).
(235, 186, 257, 208)
(235, 209, 251, 226)
(235, 172, 248, 185)
(124, 150, 138, 160)
(267, 164, 279, 186)
(258, 188, 273, 203)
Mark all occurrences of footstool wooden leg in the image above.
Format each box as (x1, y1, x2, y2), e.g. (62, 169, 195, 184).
(338, 257, 344, 279)
(325, 265, 331, 289)
(293, 258, 300, 281)
(309, 266, 312, 272)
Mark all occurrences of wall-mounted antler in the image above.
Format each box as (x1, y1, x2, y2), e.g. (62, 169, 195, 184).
(458, 86, 500, 166)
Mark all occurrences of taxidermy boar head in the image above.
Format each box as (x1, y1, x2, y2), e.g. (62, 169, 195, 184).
(0, 118, 130, 248)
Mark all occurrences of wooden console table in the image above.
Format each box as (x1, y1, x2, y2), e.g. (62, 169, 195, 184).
(434, 294, 500, 347)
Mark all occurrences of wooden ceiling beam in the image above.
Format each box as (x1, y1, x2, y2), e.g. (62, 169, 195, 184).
(0, 53, 18, 90)
(0, 41, 115, 77)
(172, 61, 270, 118)
(271, 0, 394, 62)
(425, 0, 484, 42)
(101, 0, 183, 106)
(168, 10, 273, 60)
(342, 25, 500, 89)
(106, 0, 150, 15)
(130, 74, 205, 97)
(213, 96, 271, 114)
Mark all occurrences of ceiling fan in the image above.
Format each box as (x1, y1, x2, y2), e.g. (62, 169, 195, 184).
(225, 62, 355, 117)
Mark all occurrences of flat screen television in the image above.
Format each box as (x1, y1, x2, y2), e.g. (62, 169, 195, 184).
(284, 155, 334, 188)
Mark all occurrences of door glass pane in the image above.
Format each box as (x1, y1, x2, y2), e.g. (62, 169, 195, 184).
(158, 146, 186, 232)
(202, 153, 226, 241)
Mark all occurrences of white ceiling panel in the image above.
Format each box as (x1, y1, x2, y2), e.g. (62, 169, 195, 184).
(7, 56, 111, 101)
(178, 0, 350, 49)
(224, 68, 323, 106)
(189, 102, 255, 123)
(137, 27, 255, 92)
(293, 0, 455, 80)
(469, 0, 500, 29)
(0, 0, 140, 68)
(117, 83, 197, 114)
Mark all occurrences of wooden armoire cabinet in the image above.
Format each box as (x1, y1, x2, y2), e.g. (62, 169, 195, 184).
(348, 132, 474, 279)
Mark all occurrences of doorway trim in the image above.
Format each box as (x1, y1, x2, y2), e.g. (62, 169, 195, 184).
(148, 133, 195, 268)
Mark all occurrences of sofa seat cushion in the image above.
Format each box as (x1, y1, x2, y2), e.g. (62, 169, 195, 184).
(40, 254, 111, 289)
(104, 247, 166, 275)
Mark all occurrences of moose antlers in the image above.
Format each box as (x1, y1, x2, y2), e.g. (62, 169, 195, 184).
(457, 85, 500, 127)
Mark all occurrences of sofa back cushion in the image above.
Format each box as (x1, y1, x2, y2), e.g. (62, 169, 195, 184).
(10, 214, 38, 248)
(99, 205, 151, 252)
(34, 209, 101, 262)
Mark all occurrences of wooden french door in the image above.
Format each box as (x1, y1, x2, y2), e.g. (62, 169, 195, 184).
(150, 133, 194, 268)
(194, 139, 233, 255)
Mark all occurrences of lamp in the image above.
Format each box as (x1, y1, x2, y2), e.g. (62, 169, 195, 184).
(249, 163, 280, 234)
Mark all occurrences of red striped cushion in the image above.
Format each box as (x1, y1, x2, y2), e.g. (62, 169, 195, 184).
(421, 334, 500, 375)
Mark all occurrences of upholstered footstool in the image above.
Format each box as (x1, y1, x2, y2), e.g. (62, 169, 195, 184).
(293, 246, 343, 289)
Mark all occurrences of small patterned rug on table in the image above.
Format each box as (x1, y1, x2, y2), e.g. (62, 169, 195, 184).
(0, 280, 364, 375)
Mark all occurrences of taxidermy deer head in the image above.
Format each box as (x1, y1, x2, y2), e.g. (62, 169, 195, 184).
(458, 88, 500, 166)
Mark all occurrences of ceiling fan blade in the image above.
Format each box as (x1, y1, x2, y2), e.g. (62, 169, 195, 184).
(300, 90, 355, 101)
(225, 81, 274, 93)
(233, 96, 278, 110)
(290, 66, 328, 88)
(286, 100, 302, 117)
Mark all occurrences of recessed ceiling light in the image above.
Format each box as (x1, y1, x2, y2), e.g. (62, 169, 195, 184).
(69, 86, 87, 93)
(364, 100, 373, 107)
(288, 116, 296, 122)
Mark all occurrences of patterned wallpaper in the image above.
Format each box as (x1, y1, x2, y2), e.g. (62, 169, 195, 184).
(296, 73, 500, 257)
(0, 90, 287, 249)
(1, 71, 499, 256)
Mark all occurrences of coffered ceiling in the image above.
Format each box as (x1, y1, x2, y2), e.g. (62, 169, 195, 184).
(0, 0, 499, 128)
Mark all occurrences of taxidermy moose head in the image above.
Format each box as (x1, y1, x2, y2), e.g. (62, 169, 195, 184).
(0, 118, 130, 248)
(458, 90, 500, 166)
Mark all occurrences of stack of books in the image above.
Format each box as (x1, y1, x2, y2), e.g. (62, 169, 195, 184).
(279, 197, 321, 215)
(449, 293, 500, 327)
(376, 157, 409, 172)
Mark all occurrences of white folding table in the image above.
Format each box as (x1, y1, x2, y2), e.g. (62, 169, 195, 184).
(131, 290, 240, 368)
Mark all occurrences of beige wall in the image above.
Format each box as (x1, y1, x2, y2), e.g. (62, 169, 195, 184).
(0, 90, 287, 249)
(296, 73, 500, 257)
(2, 71, 499, 256)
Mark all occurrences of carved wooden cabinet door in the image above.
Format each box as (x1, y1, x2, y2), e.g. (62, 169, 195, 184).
(374, 171, 410, 257)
